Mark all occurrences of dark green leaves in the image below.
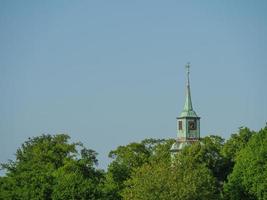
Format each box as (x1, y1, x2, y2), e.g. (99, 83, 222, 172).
(0, 126, 266, 200)
(0, 134, 104, 200)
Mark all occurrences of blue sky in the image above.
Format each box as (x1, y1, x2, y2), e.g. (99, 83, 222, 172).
(0, 1, 267, 170)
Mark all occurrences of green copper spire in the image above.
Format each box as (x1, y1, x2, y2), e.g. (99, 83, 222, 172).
(179, 63, 198, 118)
(184, 63, 193, 111)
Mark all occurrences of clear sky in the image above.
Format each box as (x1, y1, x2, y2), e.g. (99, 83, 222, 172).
(1, 1, 267, 170)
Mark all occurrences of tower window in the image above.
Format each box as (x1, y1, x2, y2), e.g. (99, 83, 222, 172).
(179, 121, 182, 130)
(188, 121, 197, 130)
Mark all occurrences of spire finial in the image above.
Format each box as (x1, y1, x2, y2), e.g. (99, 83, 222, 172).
(185, 62, 190, 86)
(186, 62, 190, 73)
(182, 62, 194, 112)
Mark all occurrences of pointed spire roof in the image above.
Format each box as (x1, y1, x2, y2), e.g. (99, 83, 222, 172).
(179, 63, 198, 118)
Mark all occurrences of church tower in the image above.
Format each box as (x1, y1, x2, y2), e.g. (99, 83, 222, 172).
(171, 63, 200, 153)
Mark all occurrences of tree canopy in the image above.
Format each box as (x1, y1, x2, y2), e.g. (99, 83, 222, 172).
(0, 134, 104, 200)
(223, 127, 267, 200)
(0, 126, 266, 200)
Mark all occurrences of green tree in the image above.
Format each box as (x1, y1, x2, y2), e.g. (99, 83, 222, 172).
(178, 135, 231, 193)
(188, 136, 228, 182)
(0, 134, 104, 200)
(0, 134, 75, 199)
(223, 127, 267, 200)
(52, 148, 104, 200)
(103, 139, 173, 200)
(122, 151, 219, 200)
(222, 127, 254, 162)
(103, 142, 151, 199)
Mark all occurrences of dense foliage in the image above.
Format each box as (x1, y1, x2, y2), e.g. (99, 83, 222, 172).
(0, 134, 104, 200)
(0, 126, 266, 200)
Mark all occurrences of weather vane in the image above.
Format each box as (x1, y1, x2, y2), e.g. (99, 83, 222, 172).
(185, 62, 190, 86)
(185, 62, 190, 74)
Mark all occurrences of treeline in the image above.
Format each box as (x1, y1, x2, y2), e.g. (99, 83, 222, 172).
(0, 126, 266, 200)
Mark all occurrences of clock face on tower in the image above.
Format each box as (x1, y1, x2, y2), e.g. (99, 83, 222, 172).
(188, 121, 196, 130)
